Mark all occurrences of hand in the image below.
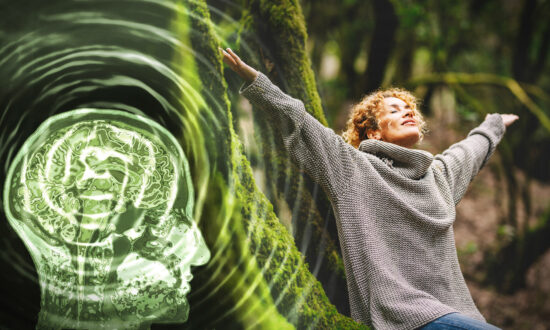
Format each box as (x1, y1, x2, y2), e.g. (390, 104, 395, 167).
(485, 113, 519, 128)
(500, 114, 519, 128)
(220, 48, 259, 83)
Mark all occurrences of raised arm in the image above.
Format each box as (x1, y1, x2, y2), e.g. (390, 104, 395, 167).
(222, 48, 357, 196)
(433, 113, 518, 204)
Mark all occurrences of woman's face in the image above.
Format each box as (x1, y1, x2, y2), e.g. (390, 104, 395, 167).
(368, 96, 421, 148)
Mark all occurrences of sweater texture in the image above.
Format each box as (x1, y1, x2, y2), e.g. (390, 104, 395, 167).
(240, 73, 505, 330)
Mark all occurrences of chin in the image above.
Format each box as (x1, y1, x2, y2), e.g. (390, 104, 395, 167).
(155, 299, 190, 324)
(399, 135, 421, 148)
(405, 129, 421, 144)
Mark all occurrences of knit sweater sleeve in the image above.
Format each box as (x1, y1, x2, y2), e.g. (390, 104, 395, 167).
(239, 72, 355, 196)
(434, 113, 506, 204)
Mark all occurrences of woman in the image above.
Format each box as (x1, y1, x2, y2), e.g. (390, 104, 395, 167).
(222, 48, 518, 330)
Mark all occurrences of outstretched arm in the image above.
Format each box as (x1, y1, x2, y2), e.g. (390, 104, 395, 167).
(221, 48, 357, 197)
(434, 113, 518, 204)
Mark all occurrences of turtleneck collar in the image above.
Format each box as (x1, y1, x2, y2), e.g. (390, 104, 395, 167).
(358, 139, 434, 179)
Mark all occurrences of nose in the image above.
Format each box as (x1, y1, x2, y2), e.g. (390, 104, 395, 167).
(403, 108, 414, 117)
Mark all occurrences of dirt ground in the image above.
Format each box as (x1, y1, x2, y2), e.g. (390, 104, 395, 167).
(457, 171, 550, 330)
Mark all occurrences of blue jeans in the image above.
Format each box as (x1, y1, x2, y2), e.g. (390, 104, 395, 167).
(417, 312, 502, 330)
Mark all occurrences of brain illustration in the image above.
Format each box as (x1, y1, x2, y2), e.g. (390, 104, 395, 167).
(3, 109, 209, 328)
(13, 119, 177, 245)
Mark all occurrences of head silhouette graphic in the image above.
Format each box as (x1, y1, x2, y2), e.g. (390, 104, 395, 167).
(3, 109, 210, 329)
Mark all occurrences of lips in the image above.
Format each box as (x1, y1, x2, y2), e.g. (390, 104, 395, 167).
(402, 119, 416, 126)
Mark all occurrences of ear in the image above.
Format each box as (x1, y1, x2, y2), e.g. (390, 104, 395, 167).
(366, 129, 382, 140)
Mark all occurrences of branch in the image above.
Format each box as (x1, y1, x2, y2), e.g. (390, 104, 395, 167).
(408, 72, 550, 133)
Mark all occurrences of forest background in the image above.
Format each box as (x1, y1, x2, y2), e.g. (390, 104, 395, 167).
(0, 0, 549, 329)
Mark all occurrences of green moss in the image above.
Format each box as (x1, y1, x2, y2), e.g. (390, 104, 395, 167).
(170, 1, 293, 328)
(225, 40, 362, 330)
(240, 0, 352, 317)
(175, 0, 364, 328)
(240, 1, 347, 273)
(242, 0, 325, 123)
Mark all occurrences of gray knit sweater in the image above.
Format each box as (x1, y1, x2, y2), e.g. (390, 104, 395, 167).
(240, 73, 505, 330)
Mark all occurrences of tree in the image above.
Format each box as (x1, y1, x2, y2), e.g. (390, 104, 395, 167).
(164, 0, 362, 328)
(236, 0, 351, 316)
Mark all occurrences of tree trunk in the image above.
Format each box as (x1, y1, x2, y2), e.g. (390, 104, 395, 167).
(178, 0, 362, 328)
(362, 0, 398, 93)
(238, 0, 352, 317)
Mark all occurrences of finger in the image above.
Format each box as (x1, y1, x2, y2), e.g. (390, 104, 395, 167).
(506, 114, 519, 121)
(222, 56, 235, 68)
(222, 50, 235, 62)
(226, 48, 242, 65)
(221, 50, 237, 67)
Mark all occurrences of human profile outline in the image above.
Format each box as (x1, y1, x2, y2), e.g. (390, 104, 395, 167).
(3, 109, 210, 329)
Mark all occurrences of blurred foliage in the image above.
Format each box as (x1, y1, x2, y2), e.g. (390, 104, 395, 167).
(457, 241, 479, 258)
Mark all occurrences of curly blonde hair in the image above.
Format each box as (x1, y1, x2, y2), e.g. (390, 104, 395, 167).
(342, 88, 428, 148)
